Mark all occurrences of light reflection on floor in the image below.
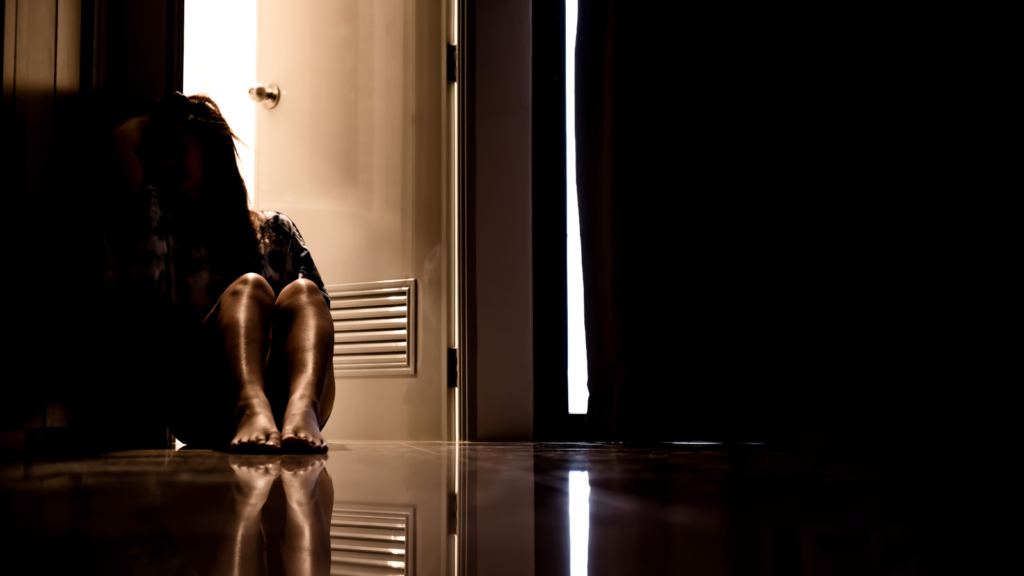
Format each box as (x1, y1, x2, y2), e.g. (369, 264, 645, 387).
(568, 470, 590, 576)
(0, 442, 950, 575)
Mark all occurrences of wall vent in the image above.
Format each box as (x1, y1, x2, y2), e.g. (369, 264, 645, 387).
(326, 279, 416, 378)
(330, 503, 414, 576)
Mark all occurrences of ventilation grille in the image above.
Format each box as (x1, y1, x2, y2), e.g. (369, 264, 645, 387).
(331, 504, 414, 576)
(326, 279, 416, 378)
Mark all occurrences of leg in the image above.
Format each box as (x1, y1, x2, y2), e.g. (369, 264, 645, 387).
(197, 273, 282, 452)
(264, 279, 335, 453)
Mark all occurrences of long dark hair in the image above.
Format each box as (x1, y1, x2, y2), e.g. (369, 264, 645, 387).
(141, 92, 259, 284)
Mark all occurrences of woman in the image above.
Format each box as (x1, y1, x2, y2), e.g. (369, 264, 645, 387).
(106, 92, 334, 453)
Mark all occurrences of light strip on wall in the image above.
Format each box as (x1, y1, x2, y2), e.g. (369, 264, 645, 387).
(566, 0, 589, 414)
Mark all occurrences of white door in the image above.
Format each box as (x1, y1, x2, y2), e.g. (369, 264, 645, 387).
(254, 0, 453, 441)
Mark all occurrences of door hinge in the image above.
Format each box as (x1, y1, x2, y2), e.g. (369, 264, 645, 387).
(447, 42, 458, 82)
(448, 492, 458, 534)
(448, 348, 458, 388)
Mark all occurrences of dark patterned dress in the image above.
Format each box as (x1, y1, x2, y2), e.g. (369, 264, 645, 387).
(254, 211, 331, 307)
(101, 184, 330, 445)
(104, 184, 329, 332)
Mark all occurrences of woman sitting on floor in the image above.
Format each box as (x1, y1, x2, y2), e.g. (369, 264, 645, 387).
(106, 92, 334, 453)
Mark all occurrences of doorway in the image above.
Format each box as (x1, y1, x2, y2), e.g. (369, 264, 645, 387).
(183, 0, 458, 441)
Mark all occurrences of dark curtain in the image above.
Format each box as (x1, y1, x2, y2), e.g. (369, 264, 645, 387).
(575, 3, 1010, 443)
(3, 0, 184, 453)
(576, 2, 695, 441)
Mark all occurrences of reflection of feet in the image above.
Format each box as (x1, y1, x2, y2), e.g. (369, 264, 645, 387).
(230, 396, 282, 453)
(281, 403, 329, 453)
(280, 454, 328, 500)
(229, 455, 281, 507)
(280, 455, 331, 575)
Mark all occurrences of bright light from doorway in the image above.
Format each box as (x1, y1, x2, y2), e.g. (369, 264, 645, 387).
(569, 470, 591, 575)
(566, 0, 588, 414)
(183, 0, 257, 207)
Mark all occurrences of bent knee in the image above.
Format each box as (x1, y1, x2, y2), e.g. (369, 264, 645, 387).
(276, 278, 326, 311)
(226, 272, 276, 303)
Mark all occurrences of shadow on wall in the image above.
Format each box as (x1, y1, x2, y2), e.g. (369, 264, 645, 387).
(3, 0, 184, 454)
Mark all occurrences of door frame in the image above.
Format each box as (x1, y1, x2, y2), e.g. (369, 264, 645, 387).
(453, 0, 472, 443)
(454, 0, 586, 442)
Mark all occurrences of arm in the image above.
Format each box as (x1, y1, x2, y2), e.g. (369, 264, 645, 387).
(111, 115, 150, 191)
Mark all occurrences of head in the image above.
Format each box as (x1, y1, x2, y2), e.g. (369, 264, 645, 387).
(141, 93, 246, 202)
(166, 120, 204, 195)
(139, 93, 258, 277)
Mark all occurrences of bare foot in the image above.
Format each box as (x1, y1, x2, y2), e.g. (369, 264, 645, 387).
(230, 394, 282, 453)
(280, 402, 328, 453)
(228, 454, 281, 506)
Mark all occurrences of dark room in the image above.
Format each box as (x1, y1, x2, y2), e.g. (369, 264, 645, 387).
(1, 1, 1011, 574)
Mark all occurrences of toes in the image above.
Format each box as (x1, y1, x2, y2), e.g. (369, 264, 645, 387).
(279, 430, 327, 454)
(231, 423, 282, 454)
(281, 432, 305, 449)
(231, 437, 261, 454)
(266, 431, 282, 451)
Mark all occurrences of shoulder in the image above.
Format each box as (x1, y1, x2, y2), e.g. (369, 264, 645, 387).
(256, 210, 304, 238)
(256, 210, 295, 230)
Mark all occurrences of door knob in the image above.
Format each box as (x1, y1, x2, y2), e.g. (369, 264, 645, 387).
(248, 83, 280, 109)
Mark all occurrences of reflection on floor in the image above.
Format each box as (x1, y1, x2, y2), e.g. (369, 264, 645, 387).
(0, 442, 950, 575)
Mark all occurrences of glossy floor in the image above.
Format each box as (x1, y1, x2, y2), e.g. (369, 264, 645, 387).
(0, 442, 952, 575)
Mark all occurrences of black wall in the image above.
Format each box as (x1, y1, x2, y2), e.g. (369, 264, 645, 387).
(553, 4, 1011, 445)
(3, 0, 183, 452)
